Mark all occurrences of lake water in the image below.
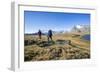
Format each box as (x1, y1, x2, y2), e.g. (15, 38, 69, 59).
(82, 34, 90, 41)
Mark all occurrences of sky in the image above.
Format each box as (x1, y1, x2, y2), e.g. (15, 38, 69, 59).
(24, 11, 90, 33)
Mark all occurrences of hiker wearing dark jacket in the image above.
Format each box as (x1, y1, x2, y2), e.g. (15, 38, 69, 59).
(38, 30, 42, 39)
(47, 30, 53, 41)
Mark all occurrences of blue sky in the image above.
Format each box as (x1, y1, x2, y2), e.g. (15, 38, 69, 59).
(24, 11, 90, 33)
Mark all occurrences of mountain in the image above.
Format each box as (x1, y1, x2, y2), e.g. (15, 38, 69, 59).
(71, 25, 90, 33)
(25, 30, 65, 35)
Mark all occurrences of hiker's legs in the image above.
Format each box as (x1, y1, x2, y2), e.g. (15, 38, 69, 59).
(48, 35, 52, 42)
(50, 36, 52, 41)
(39, 34, 42, 39)
(47, 36, 49, 42)
(40, 35, 41, 39)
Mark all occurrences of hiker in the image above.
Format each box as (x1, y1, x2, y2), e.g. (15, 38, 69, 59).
(38, 30, 42, 39)
(47, 29, 53, 41)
